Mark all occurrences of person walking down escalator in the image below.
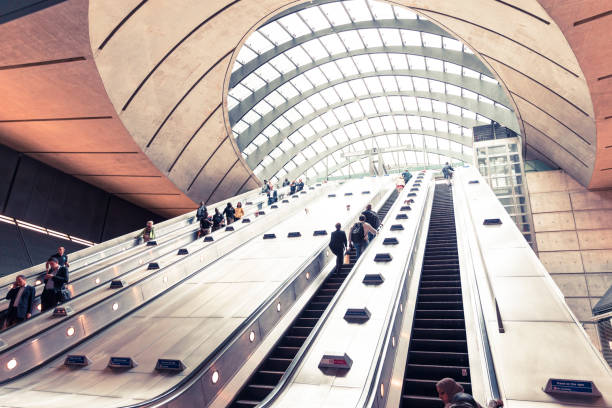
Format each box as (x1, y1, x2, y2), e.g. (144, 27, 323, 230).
(223, 202, 235, 225)
(290, 181, 296, 195)
(212, 208, 225, 232)
(45, 246, 69, 273)
(137, 220, 156, 243)
(234, 202, 244, 221)
(329, 223, 347, 274)
(196, 201, 207, 223)
(442, 162, 455, 187)
(196, 201, 211, 238)
(4, 275, 35, 328)
(261, 180, 270, 194)
(41, 258, 69, 312)
(436, 378, 503, 408)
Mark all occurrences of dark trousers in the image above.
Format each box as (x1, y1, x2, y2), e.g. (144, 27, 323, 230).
(332, 249, 344, 272)
(4, 309, 25, 328)
(41, 289, 59, 312)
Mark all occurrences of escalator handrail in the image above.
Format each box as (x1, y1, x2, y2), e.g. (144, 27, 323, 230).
(0, 186, 267, 295)
(0, 183, 323, 384)
(359, 176, 434, 407)
(256, 183, 422, 408)
(121, 181, 386, 408)
(454, 171, 504, 334)
(0, 185, 292, 343)
(453, 170, 503, 402)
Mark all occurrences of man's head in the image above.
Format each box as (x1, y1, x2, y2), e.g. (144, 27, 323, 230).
(200, 201, 205, 206)
(57, 246, 65, 255)
(366, 204, 372, 211)
(445, 162, 449, 165)
(359, 215, 365, 222)
(15, 275, 26, 287)
(146, 220, 154, 228)
(335, 222, 341, 230)
(48, 258, 59, 269)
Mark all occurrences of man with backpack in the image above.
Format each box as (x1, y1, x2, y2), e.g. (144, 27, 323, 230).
(361, 204, 379, 242)
(442, 162, 454, 186)
(349, 215, 377, 259)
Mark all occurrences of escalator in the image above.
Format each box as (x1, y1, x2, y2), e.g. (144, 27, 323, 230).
(230, 189, 399, 408)
(400, 184, 471, 408)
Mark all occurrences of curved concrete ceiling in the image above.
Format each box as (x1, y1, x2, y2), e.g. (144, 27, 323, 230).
(536, 0, 612, 188)
(0, 0, 197, 218)
(88, 0, 602, 190)
(1, 0, 608, 218)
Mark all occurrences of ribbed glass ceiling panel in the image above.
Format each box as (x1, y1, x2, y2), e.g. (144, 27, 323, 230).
(228, 0, 518, 181)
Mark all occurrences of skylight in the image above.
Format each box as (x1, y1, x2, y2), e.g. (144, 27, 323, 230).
(227, 0, 517, 181)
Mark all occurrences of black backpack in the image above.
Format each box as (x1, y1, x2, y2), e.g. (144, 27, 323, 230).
(450, 393, 478, 408)
(350, 222, 365, 243)
(364, 210, 379, 229)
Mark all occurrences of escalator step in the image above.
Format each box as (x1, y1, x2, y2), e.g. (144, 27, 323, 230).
(413, 318, 466, 329)
(419, 287, 461, 295)
(414, 309, 464, 319)
(417, 294, 463, 302)
(404, 363, 470, 381)
(408, 350, 469, 366)
(410, 338, 468, 352)
(416, 301, 463, 310)
(412, 328, 467, 340)
(403, 378, 472, 398)
(401, 394, 443, 408)
(251, 370, 284, 384)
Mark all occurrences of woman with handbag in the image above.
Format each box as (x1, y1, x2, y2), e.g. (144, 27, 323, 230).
(41, 257, 69, 312)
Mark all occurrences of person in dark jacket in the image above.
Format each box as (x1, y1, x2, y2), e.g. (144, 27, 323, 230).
(41, 258, 69, 312)
(329, 223, 347, 273)
(436, 377, 503, 408)
(196, 201, 208, 222)
(196, 201, 209, 238)
(442, 162, 454, 186)
(361, 204, 379, 241)
(45, 246, 69, 272)
(4, 275, 35, 327)
(212, 208, 224, 232)
(290, 181, 296, 195)
(223, 202, 235, 225)
(402, 169, 412, 184)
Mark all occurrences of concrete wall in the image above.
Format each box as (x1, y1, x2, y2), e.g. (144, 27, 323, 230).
(0, 143, 164, 276)
(526, 170, 612, 350)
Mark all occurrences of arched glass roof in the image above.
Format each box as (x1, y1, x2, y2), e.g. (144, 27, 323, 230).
(228, 0, 519, 183)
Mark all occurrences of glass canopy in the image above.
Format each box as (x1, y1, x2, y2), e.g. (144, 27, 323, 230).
(227, 0, 517, 183)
